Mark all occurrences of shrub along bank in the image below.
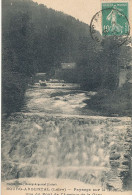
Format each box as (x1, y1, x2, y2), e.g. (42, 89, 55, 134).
(84, 83, 132, 117)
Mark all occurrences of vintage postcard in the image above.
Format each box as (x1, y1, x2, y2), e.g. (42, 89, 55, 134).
(1, 0, 132, 195)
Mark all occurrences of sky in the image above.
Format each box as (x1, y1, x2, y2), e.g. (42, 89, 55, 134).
(32, 0, 101, 25)
(32, 0, 132, 36)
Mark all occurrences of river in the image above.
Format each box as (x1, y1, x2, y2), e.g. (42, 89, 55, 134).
(21, 73, 98, 116)
(2, 73, 132, 191)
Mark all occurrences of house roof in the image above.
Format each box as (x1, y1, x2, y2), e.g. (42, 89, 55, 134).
(61, 63, 76, 69)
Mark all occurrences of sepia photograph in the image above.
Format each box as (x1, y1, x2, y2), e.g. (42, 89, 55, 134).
(1, 0, 132, 194)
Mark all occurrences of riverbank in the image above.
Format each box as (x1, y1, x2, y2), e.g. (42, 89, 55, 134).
(2, 72, 132, 118)
(2, 71, 30, 117)
(84, 84, 132, 117)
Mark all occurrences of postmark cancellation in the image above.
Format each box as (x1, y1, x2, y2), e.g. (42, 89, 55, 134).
(90, 0, 130, 45)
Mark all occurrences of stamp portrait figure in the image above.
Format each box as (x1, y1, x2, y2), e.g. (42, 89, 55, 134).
(106, 5, 124, 33)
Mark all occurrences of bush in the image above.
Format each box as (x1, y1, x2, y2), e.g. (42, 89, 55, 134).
(84, 84, 132, 116)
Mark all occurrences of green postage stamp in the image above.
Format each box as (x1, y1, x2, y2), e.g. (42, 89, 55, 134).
(102, 2, 129, 36)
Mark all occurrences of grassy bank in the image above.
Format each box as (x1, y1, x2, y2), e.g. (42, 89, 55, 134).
(84, 84, 132, 117)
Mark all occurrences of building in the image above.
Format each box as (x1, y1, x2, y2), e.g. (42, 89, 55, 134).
(119, 63, 132, 87)
(55, 62, 77, 82)
(61, 63, 76, 70)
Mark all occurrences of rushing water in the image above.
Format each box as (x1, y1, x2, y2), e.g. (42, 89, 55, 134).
(2, 73, 132, 191)
(22, 80, 97, 116)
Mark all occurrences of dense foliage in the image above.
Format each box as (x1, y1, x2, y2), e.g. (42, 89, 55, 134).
(2, 0, 132, 115)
